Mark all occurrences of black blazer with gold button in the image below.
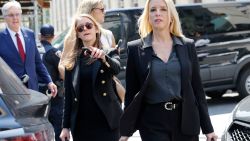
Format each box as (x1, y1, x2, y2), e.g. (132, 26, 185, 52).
(120, 34, 214, 136)
(62, 49, 123, 136)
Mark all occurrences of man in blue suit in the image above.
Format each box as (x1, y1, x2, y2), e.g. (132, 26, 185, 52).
(0, 1, 57, 97)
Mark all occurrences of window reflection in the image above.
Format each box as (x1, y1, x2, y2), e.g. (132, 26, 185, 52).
(179, 3, 250, 44)
(103, 15, 121, 44)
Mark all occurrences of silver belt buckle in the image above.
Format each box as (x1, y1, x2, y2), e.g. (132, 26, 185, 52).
(164, 102, 175, 110)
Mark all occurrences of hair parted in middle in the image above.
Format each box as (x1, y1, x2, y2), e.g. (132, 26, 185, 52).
(61, 14, 102, 70)
(138, 0, 183, 38)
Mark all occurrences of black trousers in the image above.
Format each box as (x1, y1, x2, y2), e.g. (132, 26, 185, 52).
(73, 128, 119, 141)
(49, 96, 64, 141)
(138, 102, 198, 141)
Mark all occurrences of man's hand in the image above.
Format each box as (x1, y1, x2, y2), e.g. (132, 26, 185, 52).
(48, 82, 57, 97)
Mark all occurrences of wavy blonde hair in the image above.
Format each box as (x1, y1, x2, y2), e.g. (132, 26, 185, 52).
(76, 0, 103, 16)
(138, 0, 183, 38)
(60, 14, 102, 70)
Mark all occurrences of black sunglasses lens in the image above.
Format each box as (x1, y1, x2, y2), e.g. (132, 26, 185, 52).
(85, 23, 93, 30)
(77, 26, 84, 32)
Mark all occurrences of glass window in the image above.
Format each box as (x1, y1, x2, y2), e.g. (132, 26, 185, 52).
(207, 7, 250, 33)
(103, 15, 122, 44)
(52, 28, 69, 50)
(126, 10, 142, 42)
(179, 3, 250, 43)
(178, 7, 200, 37)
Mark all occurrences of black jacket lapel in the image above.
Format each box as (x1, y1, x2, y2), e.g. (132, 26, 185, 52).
(72, 59, 80, 98)
(139, 47, 153, 83)
(175, 44, 191, 96)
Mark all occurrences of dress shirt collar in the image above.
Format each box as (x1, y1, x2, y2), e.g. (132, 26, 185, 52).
(142, 32, 184, 49)
(7, 26, 22, 37)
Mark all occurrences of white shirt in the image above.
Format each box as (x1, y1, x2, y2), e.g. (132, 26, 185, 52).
(101, 29, 113, 49)
(7, 27, 26, 53)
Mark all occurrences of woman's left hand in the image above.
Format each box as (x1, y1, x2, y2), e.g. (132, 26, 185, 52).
(89, 46, 106, 61)
(205, 132, 218, 141)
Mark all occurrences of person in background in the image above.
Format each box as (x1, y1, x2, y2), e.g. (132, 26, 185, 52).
(39, 24, 64, 141)
(58, 0, 116, 80)
(0, 0, 57, 97)
(119, 0, 218, 141)
(59, 14, 122, 141)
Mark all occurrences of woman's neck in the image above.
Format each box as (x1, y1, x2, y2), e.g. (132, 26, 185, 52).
(153, 31, 172, 43)
(83, 40, 96, 48)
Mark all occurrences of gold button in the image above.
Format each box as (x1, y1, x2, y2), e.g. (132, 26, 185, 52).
(101, 80, 105, 84)
(100, 69, 104, 73)
(103, 93, 107, 96)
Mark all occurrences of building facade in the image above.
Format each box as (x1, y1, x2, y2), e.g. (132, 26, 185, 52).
(0, 0, 236, 36)
(0, 0, 49, 40)
(49, 0, 236, 34)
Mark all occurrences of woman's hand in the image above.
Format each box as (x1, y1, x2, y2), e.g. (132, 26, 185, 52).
(205, 132, 218, 141)
(60, 128, 70, 141)
(89, 46, 106, 61)
(119, 136, 129, 141)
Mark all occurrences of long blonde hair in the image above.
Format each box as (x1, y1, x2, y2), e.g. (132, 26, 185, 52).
(61, 14, 102, 70)
(138, 0, 183, 38)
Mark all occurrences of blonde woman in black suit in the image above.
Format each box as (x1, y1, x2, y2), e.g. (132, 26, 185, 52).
(119, 0, 218, 141)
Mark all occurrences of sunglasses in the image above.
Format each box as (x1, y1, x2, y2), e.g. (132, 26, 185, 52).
(92, 8, 105, 13)
(76, 22, 94, 32)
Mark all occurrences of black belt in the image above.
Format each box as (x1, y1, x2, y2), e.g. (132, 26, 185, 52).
(145, 99, 181, 111)
(164, 101, 179, 110)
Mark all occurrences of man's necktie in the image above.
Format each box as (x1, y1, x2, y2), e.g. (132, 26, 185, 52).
(15, 33, 26, 62)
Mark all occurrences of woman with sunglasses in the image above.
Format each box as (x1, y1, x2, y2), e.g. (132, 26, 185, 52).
(76, 0, 116, 49)
(59, 14, 122, 141)
(59, 0, 116, 80)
